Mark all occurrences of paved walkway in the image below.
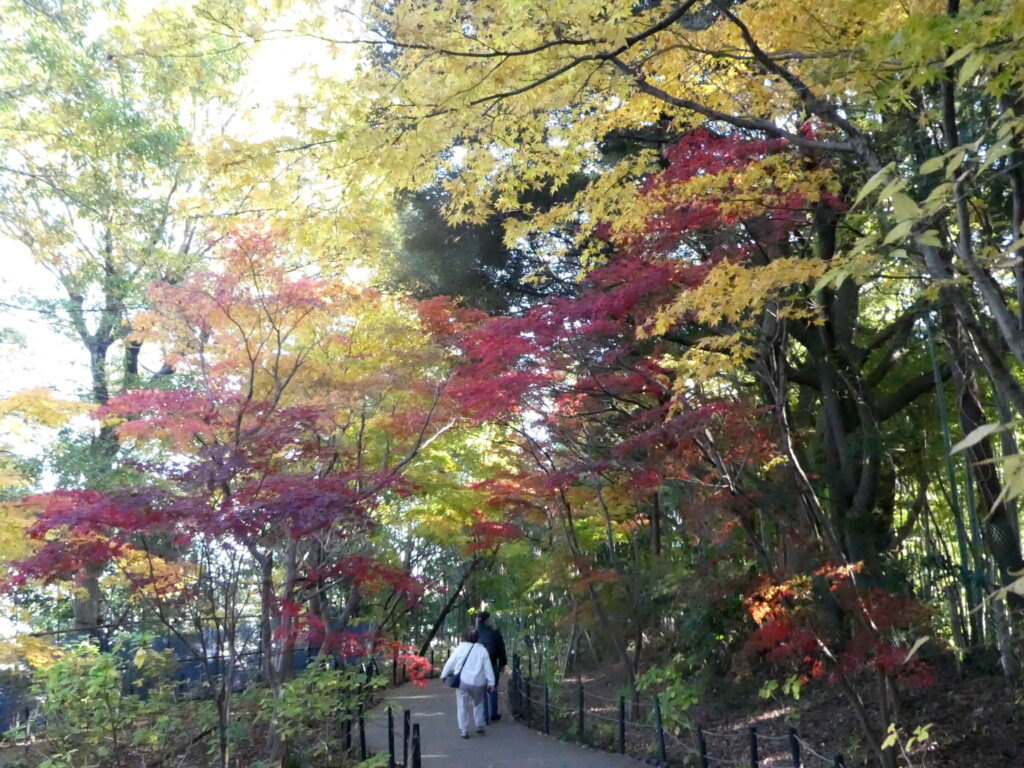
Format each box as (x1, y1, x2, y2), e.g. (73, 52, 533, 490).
(364, 679, 645, 767)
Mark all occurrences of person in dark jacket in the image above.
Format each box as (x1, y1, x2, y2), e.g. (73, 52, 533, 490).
(475, 611, 507, 722)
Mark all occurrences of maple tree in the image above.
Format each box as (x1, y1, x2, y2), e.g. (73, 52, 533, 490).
(4, 1, 1024, 766)
(272, 0, 1024, 588)
(294, 0, 1023, 627)
(0, 384, 90, 670)
(210, 1, 1024, 760)
(7, 228, 512, 765)
(417, 158, 938, 752)
(0, 0, 269, 639)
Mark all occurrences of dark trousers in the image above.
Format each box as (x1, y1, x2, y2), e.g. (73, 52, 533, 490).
(485, 663, 502, 721)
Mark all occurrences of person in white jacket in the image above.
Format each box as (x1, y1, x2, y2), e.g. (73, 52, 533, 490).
(440, 629, 496, 738)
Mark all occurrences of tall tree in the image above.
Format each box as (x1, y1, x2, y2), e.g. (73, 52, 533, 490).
(270, 0, 1024, 608)
(10, 228, 508, 764)
(0, 0, 253, 633)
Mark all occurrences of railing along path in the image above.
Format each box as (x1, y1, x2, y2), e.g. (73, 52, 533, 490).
(508, 653, 847, 768)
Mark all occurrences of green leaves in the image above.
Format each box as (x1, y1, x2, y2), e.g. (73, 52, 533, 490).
(882, 219, 914, 245)
(881, 722, 899, 751)
(944, 44, 975, 68)
(950, 422, 1009, 455)
(852, 162, 895, 209)
(758, 674, 802, 701)
(957, 52, 985, 87)
(882, 722, 935, 753)
(890, 192, 921, 221)
(906, 724, 934, 751)
(918, 155, 945, 175)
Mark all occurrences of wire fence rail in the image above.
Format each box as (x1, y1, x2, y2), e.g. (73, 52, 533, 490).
(508, 654, 847, 768)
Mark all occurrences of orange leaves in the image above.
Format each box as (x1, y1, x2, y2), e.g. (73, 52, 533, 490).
(466, 519, 523, 554)
(744, 573, 814, 625)
(9, 224, 486, 650)
(416, 296, 487, 342)
(571, 569, 623, 595)
(742, 564, 934, 690)
(100, 389, 216, 450)
(114, 547, 194, 601)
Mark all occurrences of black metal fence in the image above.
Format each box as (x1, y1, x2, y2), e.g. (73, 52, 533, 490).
(509, 654, 847, 768)
(353, 705, 423, 768)
(349, 656, 433, 768)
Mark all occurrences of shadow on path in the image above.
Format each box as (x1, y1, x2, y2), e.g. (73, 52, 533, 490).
(364, 679, 645, 768)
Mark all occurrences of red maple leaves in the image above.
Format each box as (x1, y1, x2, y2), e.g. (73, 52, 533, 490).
(744, 566, 933, 690)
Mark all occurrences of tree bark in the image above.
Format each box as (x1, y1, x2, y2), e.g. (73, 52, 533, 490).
(418, 559, 480, 656)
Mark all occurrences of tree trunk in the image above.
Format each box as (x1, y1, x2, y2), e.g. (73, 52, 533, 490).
(418, 559, 478, 656)
(73, 564, 103, 640)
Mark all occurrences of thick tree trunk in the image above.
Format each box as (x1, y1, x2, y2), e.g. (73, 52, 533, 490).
(269, 538, 300, 765)
(73, 564, 103, 640)
(256, 551, 274, 683)
(958, 380, 1024, 584)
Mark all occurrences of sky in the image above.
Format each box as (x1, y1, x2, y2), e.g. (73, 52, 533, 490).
(1, 245, 88, 396)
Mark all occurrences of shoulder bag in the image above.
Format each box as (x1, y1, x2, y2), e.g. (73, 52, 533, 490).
(448, 643, 476, 689)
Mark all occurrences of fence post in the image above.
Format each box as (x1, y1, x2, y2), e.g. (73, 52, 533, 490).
(358, 707, 367, 760)
(518, 665, 526, 720)
(577, 682, 585, 743)
(696, 723, 709, 768)
(387, 708, 396, 768)
(789, 727, 800, 768)
(749, 726, 758, 768)
(525, 678, 532, 726)
(511, 655, 520, 717)
(412, 723, 422, 768)
(403, 708, 411, 767)
(343, 714, 352, 754)
(654, 696, 667, 765)
(544, 684, 551, 734)
(512, 665, 519, 718)
(834, 756, 845, 768)
(618, 695, 626, 754)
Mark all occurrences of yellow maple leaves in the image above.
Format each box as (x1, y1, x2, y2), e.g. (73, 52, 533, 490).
(644, 257, 827, 386)
(667, 257, 826, 329)
(0, 389, 91, 561)
(0, 634, 63, 669)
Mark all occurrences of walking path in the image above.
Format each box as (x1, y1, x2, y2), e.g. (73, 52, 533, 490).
(364, 679, 645, 768)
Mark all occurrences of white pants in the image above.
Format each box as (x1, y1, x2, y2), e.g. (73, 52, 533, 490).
(456, 683, 486, 733)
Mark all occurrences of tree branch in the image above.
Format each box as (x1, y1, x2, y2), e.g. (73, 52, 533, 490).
(876, 363, 952, 421)
(608, 57, 856, 154)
